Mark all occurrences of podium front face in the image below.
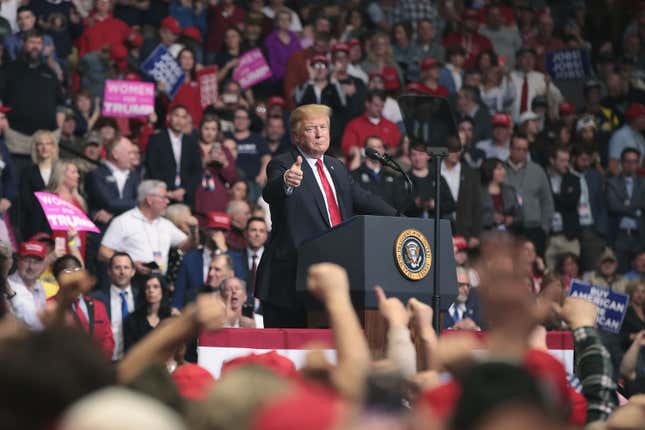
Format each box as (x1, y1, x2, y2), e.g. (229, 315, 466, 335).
(296, 215, 458, 310)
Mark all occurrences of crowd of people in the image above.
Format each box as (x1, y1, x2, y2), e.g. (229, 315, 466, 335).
(0, 0, 644, 428)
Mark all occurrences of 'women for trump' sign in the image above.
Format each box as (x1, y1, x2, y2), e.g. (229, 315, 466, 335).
(35, 192, 99, 233)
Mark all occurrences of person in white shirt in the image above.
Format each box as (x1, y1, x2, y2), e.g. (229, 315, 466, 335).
(98, 180, 199, 276)
(510, 47, 563, 121)
(6, 240, 48, 329)
(93, 252, 137, 361)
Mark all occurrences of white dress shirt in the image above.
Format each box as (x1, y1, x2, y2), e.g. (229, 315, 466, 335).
(105, 161, 130, 198)
(109, 284, 135, 360)
(510, 70, 563, 120)
(7, 273, 46, 330)
(441, 161, 461, 203)
(247, 246, 264, 270)
(168, 130, 183, 168)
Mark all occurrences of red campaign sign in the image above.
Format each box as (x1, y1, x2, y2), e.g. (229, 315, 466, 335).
(197, 66, 218, 109)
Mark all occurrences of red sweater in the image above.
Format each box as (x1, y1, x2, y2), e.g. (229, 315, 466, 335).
(169, 80, 204, 128)
(78, 14, 130, 57)
(341, 115, 401, 156)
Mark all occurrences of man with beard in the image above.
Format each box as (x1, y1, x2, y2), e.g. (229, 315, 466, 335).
(0, 30, 64, 167)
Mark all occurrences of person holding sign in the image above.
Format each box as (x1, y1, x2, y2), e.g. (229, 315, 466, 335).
(39, 160, 89, 259)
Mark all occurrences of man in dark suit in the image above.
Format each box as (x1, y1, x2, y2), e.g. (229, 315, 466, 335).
(172, 212, 236, 310)
(545, 146, 582, 269)
(607, 148, 645, 271)
(256, 104, 398, 328)
(92, 252, 139, 361)
(437, 149, 482, 249)
(571, 144, 608, 272)
(85, 136, 140, 230)
(145, 105, 202, 208)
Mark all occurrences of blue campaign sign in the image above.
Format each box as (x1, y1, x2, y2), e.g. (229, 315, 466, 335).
(140, 45, 185, 98)
(546, 49, 591, 80)
(569, 279, 630, 334)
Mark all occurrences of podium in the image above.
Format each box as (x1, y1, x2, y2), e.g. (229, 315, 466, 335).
(295, 215, 457, 350)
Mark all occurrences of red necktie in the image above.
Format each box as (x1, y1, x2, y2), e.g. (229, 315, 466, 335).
(520, 74, 529, 113)
(315, 159, 342, 226)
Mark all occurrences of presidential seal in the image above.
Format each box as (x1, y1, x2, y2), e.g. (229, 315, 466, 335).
(394, 229, 432, 280)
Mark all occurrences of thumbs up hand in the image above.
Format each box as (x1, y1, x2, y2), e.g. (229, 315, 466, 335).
(283, 155, 304, 188)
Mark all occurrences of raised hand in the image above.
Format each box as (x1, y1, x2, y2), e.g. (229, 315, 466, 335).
(375, 286, 409, 328)
(283, 155, 304, 188)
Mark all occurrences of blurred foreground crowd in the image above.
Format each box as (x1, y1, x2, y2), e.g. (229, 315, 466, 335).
(0, 0, 644, 429)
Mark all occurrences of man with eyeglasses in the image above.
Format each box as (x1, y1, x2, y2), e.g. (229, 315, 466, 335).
(444, 266, 480, 330)
(98, 180, 199, 277)
(256, 104, 397, 327)
(504, 133, 554, 258)
(6, 240, 48, 329)
(607, 148, 645, 271)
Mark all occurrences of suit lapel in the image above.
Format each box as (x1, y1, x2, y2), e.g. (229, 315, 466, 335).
(102, 165, 119, 198)
(296, 149, 330, 227)
(165, 130, 177, 172)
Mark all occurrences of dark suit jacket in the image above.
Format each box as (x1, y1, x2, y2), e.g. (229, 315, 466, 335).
(351, 164, 408, 211)
(85, 163, 140, 228)
(453, 164, 482, 240)
(145, 129, 202, 207)
(606, 175, 645, 243)
(92, 286, 141, 321)
(172, 248, 246, 309)
(480, 183, 523, 230)
(18, 163, 49, 239)
(550, 171, 581, 240)
(256, 148, 397, 309)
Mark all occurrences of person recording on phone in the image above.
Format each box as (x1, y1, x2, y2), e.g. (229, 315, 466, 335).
(195, 114, 238, 222)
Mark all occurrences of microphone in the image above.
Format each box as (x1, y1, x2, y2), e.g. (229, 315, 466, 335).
(365, 147, 392, 166)
(363, 147, 414, 213)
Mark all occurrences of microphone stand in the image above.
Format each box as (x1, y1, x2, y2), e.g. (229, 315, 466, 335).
(426, 146, 449, 333)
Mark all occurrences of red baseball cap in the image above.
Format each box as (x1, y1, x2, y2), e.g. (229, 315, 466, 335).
(183, 26, 202, 42)
(0, 105, 11, 113)
(625, 103, 645, 121)
(405, 83, 426, 94)
(491, 112, 512, 127)
(161, 16, 182, 35)
(171, 363, 216, 401)
(250, 383, 344, 430)
(310, 54, 329, 66)
(381, 67, 401, 91)
(462, 8, 480, 21)
(127, 30, 143, 48)
(347, 39, 361, 48)
(206, 212, 231, 231)
(19, 240, 46, 259)
(421, 57, 441, 70)
(124, 72, 141, 81)
(453, 236, 468, 252)
(221, 351, 297, 379)
(267, 96, 286, 107)
(558, 102, 575, 115)
(331, 43, 349, 55)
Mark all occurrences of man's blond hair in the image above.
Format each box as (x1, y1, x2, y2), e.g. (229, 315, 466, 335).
(289, 104, 331, 133)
